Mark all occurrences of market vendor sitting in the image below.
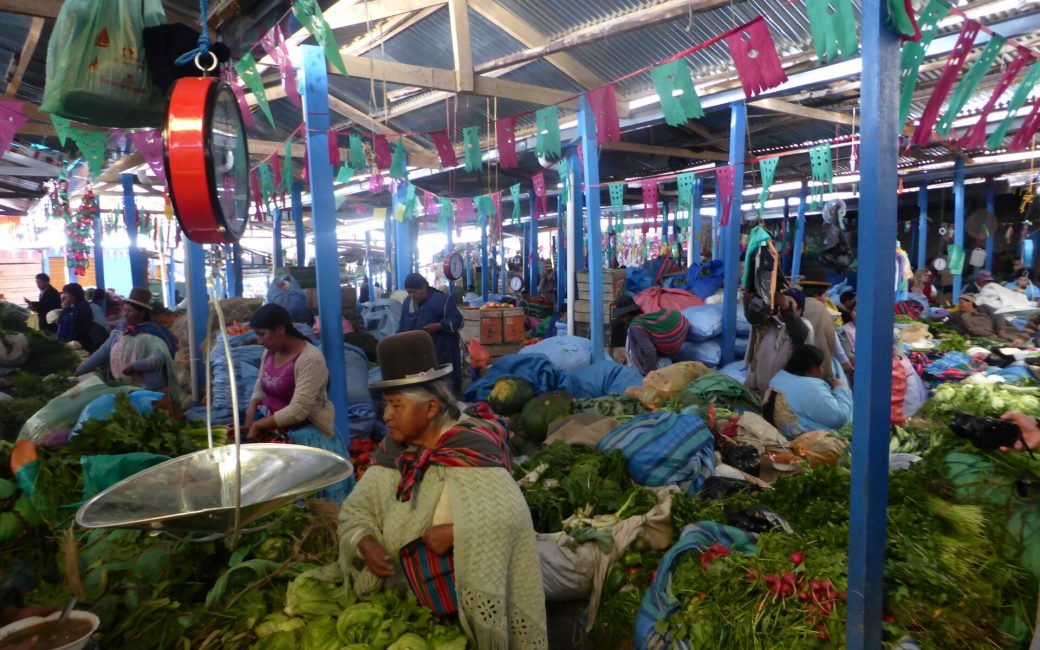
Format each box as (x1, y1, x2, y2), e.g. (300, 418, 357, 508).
(948, 293, 1015, 341)
(56, 283, 96, 351)
(243, 303, 351, 501)
(762, 344, 853, 439)
(612, 294, 690, 376)
(744, 289, 811, 394)
(339, 330, 547, 647)
(398, 272, 464, 394)
(75, 287, 180, 404)
(1004, 269, 1040, 301)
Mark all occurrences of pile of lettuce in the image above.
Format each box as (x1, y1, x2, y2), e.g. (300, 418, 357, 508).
(925, 374, 1040, 418)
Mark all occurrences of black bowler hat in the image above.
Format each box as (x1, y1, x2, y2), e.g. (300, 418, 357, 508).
(613, 294, 641, 318)
(369, 331, 452, 391)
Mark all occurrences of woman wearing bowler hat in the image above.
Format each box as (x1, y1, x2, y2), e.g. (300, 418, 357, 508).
(338, 330, 546, 647)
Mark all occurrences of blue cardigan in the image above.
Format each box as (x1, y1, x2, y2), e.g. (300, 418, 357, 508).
(768, 370, 853, 434)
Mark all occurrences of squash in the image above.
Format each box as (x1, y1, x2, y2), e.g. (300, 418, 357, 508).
(518, 391, 573, 443)
(488, 376, 535, 416)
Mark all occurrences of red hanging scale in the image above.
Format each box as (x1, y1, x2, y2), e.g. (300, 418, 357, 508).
(163, 51, 250, 244)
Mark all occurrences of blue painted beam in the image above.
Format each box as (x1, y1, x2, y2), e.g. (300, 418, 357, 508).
(300, 44, 349, 442)
(445, 218, 453, 297)
(846, 0, 899, 646)
(92, 196, 105, 291)
(491, 238, 499, 295)
(662, 200, 670, 244)
(186, 240, 208, 400)
(792, 182, 808, 278)
(500, 243, 507, 294)
(232, 243, 244, 297)
(691, 178, 703, 267)
(273, 209, 285, 271)
(781, 197, 791, 272)
(720, 101, 747, 366)
(166, 251, 176, 308)
(481, 226, 489, 301)
(465, 243, 472, 290)
(292, 180, 306, 267)
(571, 152, 586, 272)
(385, 209, 393, 291)
(224, 246, 234, 298)
(556, 197, 565, 311)
(917, 181, 928, 270)
(579, 94, 606, 361)
(953, 157, 966, 301)
(529, 203, 539, 293)
(121, 174, 147, 289)
(985, 177, 995, 271)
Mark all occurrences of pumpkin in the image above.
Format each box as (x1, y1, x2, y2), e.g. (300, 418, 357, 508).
(488, 376, 535, 416)
(518, 391, 573, 443)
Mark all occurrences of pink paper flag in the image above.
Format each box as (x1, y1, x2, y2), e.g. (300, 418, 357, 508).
(355, 204, 366, 214)
(532, 171, 548, 219)
(423, 190, 438, 215)
(372, 134, 392, 169)
(642, 179, 659, 227)
(260, 25, 301, 108)
(0, 102, 29, 160)
(369, 171, 384, 193)
(724, 17, 788, 98)
(912, 20, 980, 146)
(430, 130, 458, 167)
(221, 65, 256, 127)
(960, 49, 1031, 149)
(250, 169, 264, 220)
(492, 192, 503, 238)
(587, 85, 621, 143)
(328, 133, 341, 171)
(717, 165, 736, 226)
(127, 129, 166, 184)
(495, 116, 518, 168)
(1010, 100, 1040, 152)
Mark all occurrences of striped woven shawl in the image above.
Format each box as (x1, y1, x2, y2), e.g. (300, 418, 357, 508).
(631, 309, 689, 357)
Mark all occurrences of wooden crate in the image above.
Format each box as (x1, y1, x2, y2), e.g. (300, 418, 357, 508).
(503, 313, 525, 342)
(464, 306, 524, 345)
(572, 299, 613, 324)
(485, 341, 523, 360)
(577, 269, 627, 302)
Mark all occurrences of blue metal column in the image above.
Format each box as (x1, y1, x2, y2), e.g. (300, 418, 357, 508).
(579, 95, 606, 361)
(232, 243, 244, 297)
(953, 157, 966, 301)
(223, 246, 234, 298)
(720, 101, 747, 366)
(847, 1, 899, 646)
(662, 200, 670, 244)
(571, 152, 586, 272)
(292, 180, 306, 266)
(691, 178, 703, 266)
(984, 177, 995, 271)
(273, 209, 285, 271)
(781, 197, 791, 272)
(529, 207, 539, 293)
(480, 228, 489, 301)
(186, 240, 208, 400)
(556, 198, 565, 311)
(445, 220, 453, 297)
(92, 197, 105, 291)
(121, 174, 147, 288)
(384, 210, 393, 291)
(792, 182, 808, 278)
(917, 181, 928, 270)
(491, 239, 499, 295)
(393, 198, 410, 291)
(300, 44, 349, 441)
(166, 250, 176, 308)
(464, 243, 472, 289)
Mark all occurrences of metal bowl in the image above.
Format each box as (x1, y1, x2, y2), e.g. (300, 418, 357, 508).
(75, 444, 353, 533)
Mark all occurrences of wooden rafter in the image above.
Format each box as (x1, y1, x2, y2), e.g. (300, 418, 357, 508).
(3, 17, 43, 98)
(599, 141, 730, 162)
(321, 0, 447, 33)
(750, 99, 857, 127)
(447, 0, 474, 93)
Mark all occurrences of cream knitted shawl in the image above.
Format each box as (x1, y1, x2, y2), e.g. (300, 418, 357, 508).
(338, 465, 548, 650)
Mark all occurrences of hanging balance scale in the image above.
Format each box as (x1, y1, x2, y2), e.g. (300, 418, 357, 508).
(444, 251, 465, 281)
(509, 275, 525, 293)
(164, 74, 250, 244)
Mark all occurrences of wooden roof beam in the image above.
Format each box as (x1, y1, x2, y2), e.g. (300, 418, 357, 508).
(320, 0, 447, 32)
(749, 98, 857, 127)
(599, 140, 730, 162)
(448, 0, 474, 93)
(3, 16, 43, 98)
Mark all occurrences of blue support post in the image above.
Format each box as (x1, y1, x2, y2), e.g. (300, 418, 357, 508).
(185, 240, 207, 400)
(292, 180, 306, 267)
(781, 197, 791, 272)
(572, 152, 586, 272)
(720, 101, 747, 366)
(273, 209, 285, 271)
(529, 205, 539, 293)
(411, 218, 420, 273)
(300, 44, 349, 442)
(556, 198, 565, 311)
(445, 221, 453, 297)
(491, 240, 499, 295)
(92, 197, 105, 291)
(662, 200, 670, 243)
(384, 209, 393, 291)
(579, 94, 606, 361)
(953, 157, 966, 301)
(121, 174, 147, 288)
(691, 178, 703, 266)
(465, 244, 472, 289)
(392, 195, 410, 292)
(232, 243, 244, 297)
(481, 228, 489, 301)
(166, 251, 176, 307)
(500, 243, 507, 294)
(846, 1, 899, 646)
(917, 181, 928, 270)
(792, 182, 808, 278)
(223, 246, 234, 298)
(985, 177, 995, 271)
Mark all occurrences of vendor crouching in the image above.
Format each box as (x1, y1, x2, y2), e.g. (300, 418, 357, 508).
(339, 331, 547, 648)
(611, 294, 689, 376)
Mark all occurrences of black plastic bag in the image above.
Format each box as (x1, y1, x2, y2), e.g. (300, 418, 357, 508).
(697, 476, 759, 500)
(725, 505, 794, 534)
(723, 444, 762, 477)
(950, 411, 1021, 450)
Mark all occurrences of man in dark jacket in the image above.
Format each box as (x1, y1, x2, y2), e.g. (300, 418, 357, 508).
(56, 283, 97, 350)
(398, 273, 464, 394)
(25, 273, 61, 332)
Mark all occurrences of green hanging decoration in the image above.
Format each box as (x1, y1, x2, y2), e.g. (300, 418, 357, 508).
(463, 126, 482, 173)
(349, 134, 366, 171)
(677, 173, 695, 216)
(510, 183, 521, 226)
(886, 0, 919, 39)
(335, 164, 354, 183)
(403, 183, 417, 221)
(282, 140, 294, 194)
(535, 107, 561, 159)
(987, 63, 1040, 149)
(808, 144, 832, 210)
(235, 53, 275, 128)
(50, 115, 72, 147)
(650, 61, 703, 127)
(474, 195, 495, 226)
(609, 182, 625, 232)
(806, 0, 858, 64)
(899, 0, 952, 126)
(757, 156, 779, 215)
(389, 138, 408, 179)
(68, 129, 108, 180)
(257, 162, 276, 216)
(936, 36, 1005, 138)
(292, 0, 348, 77)
(438, 198, 453, 231)
(555, 158, 570, 210)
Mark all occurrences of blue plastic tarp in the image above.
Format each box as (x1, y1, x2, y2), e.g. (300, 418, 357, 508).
(518, 336, 592, 374)
(684, 260, 725, 300)
(626, 267, 653, 295)
(464, 353, 571, 403)
(568, 361, 644, 399)
(71, 390, 166, 438)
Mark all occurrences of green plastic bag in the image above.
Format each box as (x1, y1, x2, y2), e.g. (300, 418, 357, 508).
(18, 376, 135, 444)
(81, 453, 170, 499)
(40, 0, 167, 127)
(947, 244, 965, 275)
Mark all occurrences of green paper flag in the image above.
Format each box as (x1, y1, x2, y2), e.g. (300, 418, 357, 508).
(349, 134, 366, 171)
(806, 0, 858, 64)
(808, 144, 832, 210)
(69, 129, 108, 179)
(403, 183, 417, 221)
(474, 195, 495, 223)
(50, 115, 72, 147)
(609, 182, 625, 213)
(758, 157, 779, 215)
(292, 0, 348, 77)
(510, 183, 521, 225)
(463, 126, 482, 173)
(335, 164, 354, 183)
(282, 140, 293, 194)
(258, 162, 276, 216)
(899, 0, 952, 125)
(677, 173, 695, 212)
(535, 107, 561, 159)
(948, 244, 965, 275)
(438, 198, 453, 231)
(937, 36, 1006, 138)
(886, 0, 919, 39)
(236, 53, 275, 128)
(650, 61, 703, 127)
(987, 63, 1040, 149)
(555, 158, 570, 210)
(389, 138, 407, 179)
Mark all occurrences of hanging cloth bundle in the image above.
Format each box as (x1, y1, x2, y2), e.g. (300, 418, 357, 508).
(742, 226, 787, 326)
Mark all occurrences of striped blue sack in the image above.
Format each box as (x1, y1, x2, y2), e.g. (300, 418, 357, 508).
(597, 411, 715, 496)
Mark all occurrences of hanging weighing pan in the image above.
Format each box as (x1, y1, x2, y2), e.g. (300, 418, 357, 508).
(75, 444, 352, 533)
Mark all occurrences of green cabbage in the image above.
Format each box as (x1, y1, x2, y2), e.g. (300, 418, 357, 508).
(428, 626, 469, 650)
(284, 574, 354, 618)
(255, 612, 306, 638)
(336, 602, 385, 644)
(387, 633, 429, 650)
(299, 616, 340, 650)
(252, 630, 299, 650)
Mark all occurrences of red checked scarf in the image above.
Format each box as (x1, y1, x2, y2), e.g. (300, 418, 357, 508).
(373, 418, 511, 502)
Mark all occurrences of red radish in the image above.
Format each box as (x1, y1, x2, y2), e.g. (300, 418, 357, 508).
(790, 551, 804, 565)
